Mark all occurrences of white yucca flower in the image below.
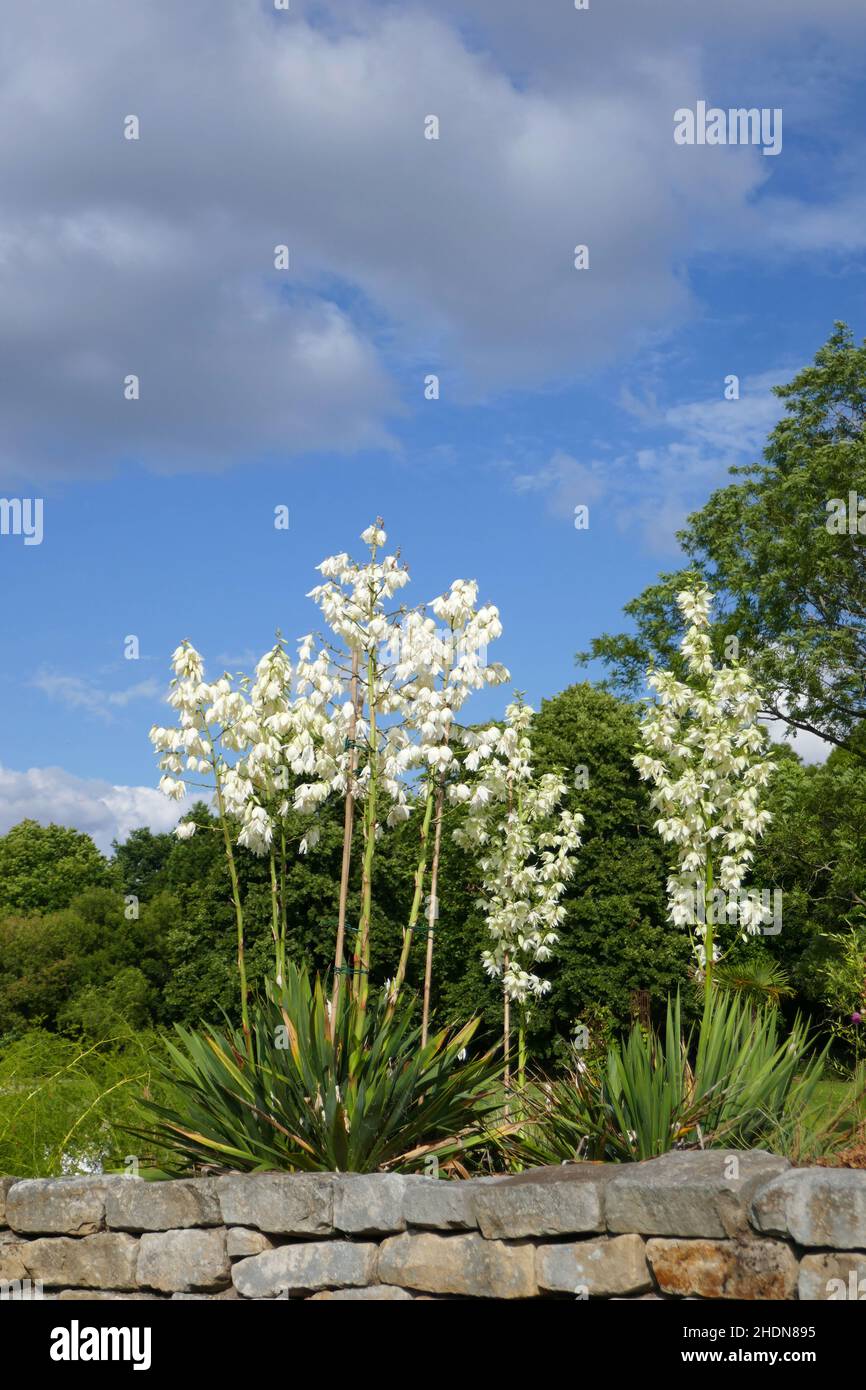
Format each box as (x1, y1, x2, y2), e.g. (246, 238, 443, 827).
(634, 585, 774, 978)
(455, 700, 583, 1004)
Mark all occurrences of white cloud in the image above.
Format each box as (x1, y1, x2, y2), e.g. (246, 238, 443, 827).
(436, 0, 866, 123)
(0, 0, 806, 483)
(661, 372, 784, 455)
(0, 763, 191, 853)
(509, 370, 786, 551)
(621, 372, 787, 550)
(755, 195, 866, 256)
(31, 672, 162, 721)
(512, 450, 606, 521)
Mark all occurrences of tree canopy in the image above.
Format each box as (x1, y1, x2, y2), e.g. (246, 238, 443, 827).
(0, 820, 112, 914)
(581, 323, 866, 759)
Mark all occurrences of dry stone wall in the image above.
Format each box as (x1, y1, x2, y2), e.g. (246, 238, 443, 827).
(1, 1152, 865, 1300)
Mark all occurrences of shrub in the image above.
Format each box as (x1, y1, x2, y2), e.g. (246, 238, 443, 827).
(133, 961, 501, 1173)
(513, 991, 833, 1163)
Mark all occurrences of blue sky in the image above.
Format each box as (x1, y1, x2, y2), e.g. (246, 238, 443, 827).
(1, 0, 865, 849)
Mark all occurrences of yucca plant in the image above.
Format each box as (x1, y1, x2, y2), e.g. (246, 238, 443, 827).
(711, 956, 795, 1008)
(511, 991, 831, 1164)
(131, 961, 501, 1174)
(511, 995, 717, 1163)
(691, 990, 827, 1146)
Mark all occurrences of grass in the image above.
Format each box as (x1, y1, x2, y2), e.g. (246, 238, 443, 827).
(0, 1027, 177, 1178)
(755, 1068, 866, 1165)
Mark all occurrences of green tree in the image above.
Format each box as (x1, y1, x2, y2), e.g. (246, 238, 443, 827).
(406, 685, 692, 1061)
(111, 826, 174, 901)
(582, 324, 866, 759)
(0, 820, 112, 914)
(527, 684, 692, 1055)
(0, 887, 173, 1037)
(157, 800, 351, 1026)
(749, 733, 866, 1043)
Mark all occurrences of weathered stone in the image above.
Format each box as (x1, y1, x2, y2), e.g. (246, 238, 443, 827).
(333, 1174, 408, 1235)
(0, 1230, 29, 1282)
(607, 1151, 790, 1238)
(402, 1177, 477, 1231)
(217, 1173, 333, 1235)
(22, 1233, 140, 1290)
(799, 1252, 866, 1301)
(137, 1228, 229, 1293)
(8, 1159, 856, 1301)
(611, 1292, 663, 1300)
(0, 1178, 19, 1228)
(308, 1285, 415, 1300)
(226, 1227, 274, 1258)
(752, 1169, 866, 1249)
(105, 1178, 221, 1232)
(6, 1176, 130, 1236)
(172, 1287, 241, 1300)
(473, 1165, 608, 1238)
(378, 1231, 537, 1299)
(232, 1240, 377, 1298)
(57, 1289, 161, 1301)
(536, 1235, 651, 1297)
(648, 1238, 798, 1300)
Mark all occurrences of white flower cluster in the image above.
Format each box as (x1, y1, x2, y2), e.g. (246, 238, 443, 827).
(150, 521, 509, 856)
(150, 636, 306, 855)
(633, 585, 774, 968)
(302, 524, 509, 831)
(453, 701, 583, 1004)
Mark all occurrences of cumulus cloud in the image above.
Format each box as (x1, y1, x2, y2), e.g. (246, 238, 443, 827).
(436, 0, 866, 93)
(509, 369, 786, 551)
(0, 763, 191, 853)
(0, 0, 823, 484)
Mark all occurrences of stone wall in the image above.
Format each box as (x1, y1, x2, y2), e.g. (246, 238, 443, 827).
(1, 1151, 865, 1300)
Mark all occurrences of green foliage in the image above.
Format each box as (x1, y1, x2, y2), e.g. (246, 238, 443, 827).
(582, 323, 866, 759)
(0, 1027, 173, 1178)
(521, 684, 693, 1050)
(152, 800, 349, 1028)
(816, 927, 866, 1057)
(363, 685, 693, 1062)
(0, 888, 171, 1038)
(692, 994, 827, 1147)
(134, 962, 501, 1173)
(749, 741, 866, 1046)
(0, 819, 112, 914)
(111, 825, 174, 900)
(0, 685, 861, 1065)
(514, 992, 831, 1163)
(57, 968, 157, 1038)
(712, 956, 794, 1007)
(516, 995, 708, 1163)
